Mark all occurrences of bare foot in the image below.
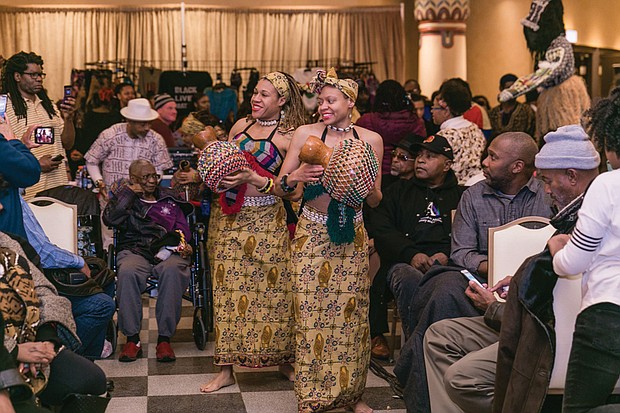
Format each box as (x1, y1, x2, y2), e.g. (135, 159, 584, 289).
(279, 363, 295, 382)
(200, 366, 235, 393)
(351, 400, 373, 413)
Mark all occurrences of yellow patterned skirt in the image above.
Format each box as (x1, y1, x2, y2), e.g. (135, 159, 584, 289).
(206, 194, 222, 265)
(291, 212, 371, 412)
(211, 199, 295, 367)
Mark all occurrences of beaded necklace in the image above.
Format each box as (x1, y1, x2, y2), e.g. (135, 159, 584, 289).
(327, 123, 354, 133)
(256, 118, 278, 127)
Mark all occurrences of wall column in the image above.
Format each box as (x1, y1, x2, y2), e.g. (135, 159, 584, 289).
(414, 0, 470, 95)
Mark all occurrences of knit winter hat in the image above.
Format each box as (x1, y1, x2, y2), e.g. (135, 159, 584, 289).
(153, 94, 175, 111)
(535, 125, 600, 170)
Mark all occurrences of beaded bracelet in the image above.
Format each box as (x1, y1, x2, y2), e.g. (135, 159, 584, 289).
(257, 177, 274, 194)
(280, 174, 295, 193)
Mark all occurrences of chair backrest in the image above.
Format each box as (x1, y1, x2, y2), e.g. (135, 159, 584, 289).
(487, 216, 556, 287)
(28, 196, 78, 254)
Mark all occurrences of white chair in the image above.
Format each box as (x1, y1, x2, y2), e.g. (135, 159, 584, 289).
(28, 196, 78, 254)
(488, 216, 620, 393)
(487, 216, 556, 288)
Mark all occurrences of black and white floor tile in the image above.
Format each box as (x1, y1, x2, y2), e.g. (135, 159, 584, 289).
(96, 297, 406, 413)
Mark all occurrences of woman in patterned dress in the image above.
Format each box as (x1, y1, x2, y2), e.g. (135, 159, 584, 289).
(200, 72, 306, 393)
(273, 68, 383, 413)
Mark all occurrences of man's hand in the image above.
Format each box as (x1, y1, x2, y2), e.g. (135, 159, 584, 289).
(429, 252, 448, 266)
(465, 280, 497, 312)
(59, 96, 77, 119)
(411, 253, 433, 272)
(548, 234, 570, 257)
(16, 341, 56, 364)
(21, 125, 41, 149)
(489, 275, 512, 299)
(39, 154, 62, 173)
(80, 263, 91, 278)
(127, 182, 144, 196)
(179, 243, 193, 259)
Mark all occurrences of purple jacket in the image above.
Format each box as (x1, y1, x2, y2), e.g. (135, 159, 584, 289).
(356, 110, 426, 173)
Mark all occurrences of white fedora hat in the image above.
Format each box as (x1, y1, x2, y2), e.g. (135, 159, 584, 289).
(120, 98, 159, 122)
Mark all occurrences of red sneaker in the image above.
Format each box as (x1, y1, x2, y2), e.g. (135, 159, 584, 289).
(156, 342, 176, 362)
(119, 342, 142, 362)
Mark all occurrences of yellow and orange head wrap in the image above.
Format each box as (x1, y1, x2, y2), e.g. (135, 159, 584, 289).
(310, 67, 358, 102)
(264, 71, 290, 100)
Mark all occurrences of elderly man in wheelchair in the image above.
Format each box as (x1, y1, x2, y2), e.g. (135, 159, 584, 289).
(103, 159, 193, 363)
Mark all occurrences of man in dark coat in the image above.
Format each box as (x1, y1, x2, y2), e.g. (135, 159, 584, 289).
(104, 159, 193, 363)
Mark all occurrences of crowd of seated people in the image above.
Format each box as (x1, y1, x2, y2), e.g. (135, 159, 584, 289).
(2, 44, 620, 413)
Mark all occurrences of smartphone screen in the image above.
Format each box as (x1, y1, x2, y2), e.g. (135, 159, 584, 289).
(0, 94, 7, 118)
(62, 85, 73, 103)
(34, 127, 55, 144)
(460, 269, 485, 289)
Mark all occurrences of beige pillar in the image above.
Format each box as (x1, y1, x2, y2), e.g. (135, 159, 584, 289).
(414, 0, 470, 95)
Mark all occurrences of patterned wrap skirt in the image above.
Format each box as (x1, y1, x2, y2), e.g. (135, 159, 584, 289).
(211, 197, 295, 367)
(292, 209, 371, 412)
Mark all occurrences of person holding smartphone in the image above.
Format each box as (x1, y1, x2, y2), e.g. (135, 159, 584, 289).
(1, 51, 76, 200)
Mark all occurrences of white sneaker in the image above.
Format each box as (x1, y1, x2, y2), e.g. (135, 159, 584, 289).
(101, 339, 113, 359)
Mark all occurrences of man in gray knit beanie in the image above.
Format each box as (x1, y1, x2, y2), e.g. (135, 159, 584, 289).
(535, 124, 600, 210)
(422, 125, 600, 413)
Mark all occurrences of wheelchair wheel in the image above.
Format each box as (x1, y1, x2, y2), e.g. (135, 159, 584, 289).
(193, 307, 207, 351)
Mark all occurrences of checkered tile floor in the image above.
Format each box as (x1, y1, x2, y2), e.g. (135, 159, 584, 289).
(95, 297, 406, 413)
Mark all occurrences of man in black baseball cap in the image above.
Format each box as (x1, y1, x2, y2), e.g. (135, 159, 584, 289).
(372, 129, 463, 357)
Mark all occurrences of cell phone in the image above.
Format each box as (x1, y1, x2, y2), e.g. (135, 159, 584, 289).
(63, 85, 73, 104)
(34, 127, 54, 144)
(460, 269, 485, 289)
(51, 154, 64, 162)
(0, 94, 7, 118)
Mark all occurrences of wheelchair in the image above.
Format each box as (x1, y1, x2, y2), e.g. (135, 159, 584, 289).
(107, 205, 213, 351)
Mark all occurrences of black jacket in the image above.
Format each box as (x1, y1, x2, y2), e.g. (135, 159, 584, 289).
(370, 170, 465, 266)
(103, 185, 192, 262)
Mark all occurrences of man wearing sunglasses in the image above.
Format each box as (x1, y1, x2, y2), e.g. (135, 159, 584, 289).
(103, 159, 193, 364)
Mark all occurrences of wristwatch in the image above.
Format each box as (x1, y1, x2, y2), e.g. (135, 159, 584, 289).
(94, 179, 105, 189)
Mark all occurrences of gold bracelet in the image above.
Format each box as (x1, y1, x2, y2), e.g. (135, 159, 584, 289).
(257, 177, 274, 194)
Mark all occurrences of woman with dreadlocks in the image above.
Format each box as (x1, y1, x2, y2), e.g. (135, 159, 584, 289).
(498, 0, 590, 142)
(548, 87, 620, 412)
(199, 72, 306, 393)
(2, 51, 76, 200)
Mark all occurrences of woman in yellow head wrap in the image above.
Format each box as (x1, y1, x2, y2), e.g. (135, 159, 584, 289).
(199, 71, 306, 393)
(272, 68, 383, 413)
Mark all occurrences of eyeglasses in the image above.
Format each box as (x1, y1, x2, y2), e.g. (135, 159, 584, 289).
(135, 173, 160, 182)
(431, 106, 446, 111)
(391, 150, 414, 162)
(22, 72, 46, 79)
